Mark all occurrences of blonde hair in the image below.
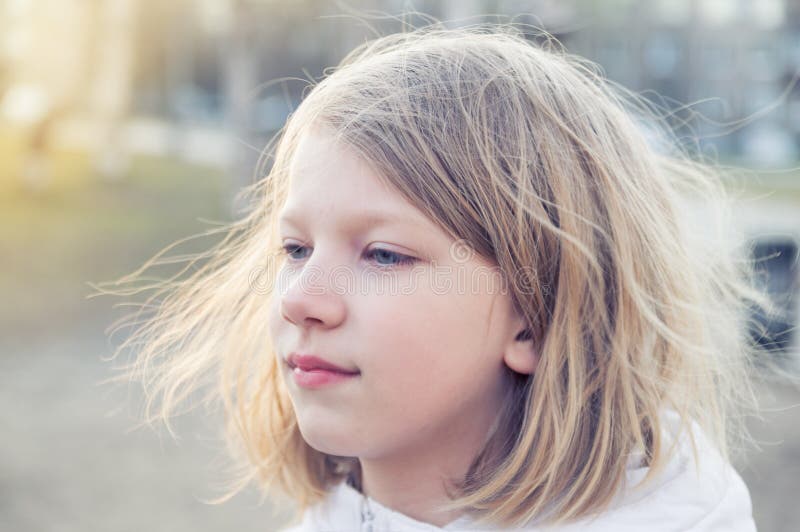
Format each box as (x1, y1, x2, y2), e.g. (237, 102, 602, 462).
(101, 24, 762, 528)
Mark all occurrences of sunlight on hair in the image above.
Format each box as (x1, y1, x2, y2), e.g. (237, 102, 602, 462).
(94, 19, 770, 529)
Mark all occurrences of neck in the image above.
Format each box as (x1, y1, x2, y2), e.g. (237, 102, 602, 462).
(355, 406, 503, 527)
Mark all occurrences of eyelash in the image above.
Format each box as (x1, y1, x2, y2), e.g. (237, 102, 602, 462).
(278, 243, 417, 268)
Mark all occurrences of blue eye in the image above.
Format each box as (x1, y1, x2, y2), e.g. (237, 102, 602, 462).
(278, 243, 416, 268)
(366, 248, 416, 267)
(280, 243, 310, 261)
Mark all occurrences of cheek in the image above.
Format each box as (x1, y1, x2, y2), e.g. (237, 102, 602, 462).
(349, 292, 505, 454)
(266, 294, 287, 356)
(358, 286, 497, 393)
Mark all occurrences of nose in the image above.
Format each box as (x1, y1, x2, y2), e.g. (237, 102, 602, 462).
(279, 261, 347, 330)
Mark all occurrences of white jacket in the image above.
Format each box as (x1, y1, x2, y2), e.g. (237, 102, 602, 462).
(281, 413, 756, 531)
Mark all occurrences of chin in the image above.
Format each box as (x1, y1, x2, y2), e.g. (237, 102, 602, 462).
(296, 415, 362, 456)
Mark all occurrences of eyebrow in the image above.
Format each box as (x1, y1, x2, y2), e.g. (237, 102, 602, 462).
(278, 208, 429, 233)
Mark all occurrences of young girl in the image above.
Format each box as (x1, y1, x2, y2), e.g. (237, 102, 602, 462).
(111, 25, 761, 531)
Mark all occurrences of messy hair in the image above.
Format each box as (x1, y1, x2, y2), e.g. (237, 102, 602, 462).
(101, 25, 762, 528)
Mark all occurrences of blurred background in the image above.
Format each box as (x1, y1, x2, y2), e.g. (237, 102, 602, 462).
(1, 1, 799, 531)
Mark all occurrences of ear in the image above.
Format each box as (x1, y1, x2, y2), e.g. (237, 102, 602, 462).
(503, 314, 539, 375)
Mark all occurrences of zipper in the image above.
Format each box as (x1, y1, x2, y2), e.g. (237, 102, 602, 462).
(360, 493, 375, 532)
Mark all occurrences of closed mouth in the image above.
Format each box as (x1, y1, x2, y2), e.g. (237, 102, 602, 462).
(287, 353, 360, 375)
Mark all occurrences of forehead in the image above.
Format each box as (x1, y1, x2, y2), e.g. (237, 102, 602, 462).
(279, 130, 433, 231)
(286, 129, 392, 197)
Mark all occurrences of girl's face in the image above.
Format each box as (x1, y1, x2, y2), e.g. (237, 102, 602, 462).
(268, 128, 535, 462)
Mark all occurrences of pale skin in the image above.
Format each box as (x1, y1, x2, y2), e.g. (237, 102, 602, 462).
(267, 128, 539, 527)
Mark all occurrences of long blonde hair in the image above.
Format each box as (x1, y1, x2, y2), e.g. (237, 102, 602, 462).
(100, 24, 761, 528)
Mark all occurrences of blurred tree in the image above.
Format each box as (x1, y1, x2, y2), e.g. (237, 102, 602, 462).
(225, 0, 258, 214)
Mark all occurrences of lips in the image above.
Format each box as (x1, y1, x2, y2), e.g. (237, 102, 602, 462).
(286, 353, 360, 375)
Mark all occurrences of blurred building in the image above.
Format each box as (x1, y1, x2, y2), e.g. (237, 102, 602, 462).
(559, 0, 798, 167)
(0, 0, 798, 170)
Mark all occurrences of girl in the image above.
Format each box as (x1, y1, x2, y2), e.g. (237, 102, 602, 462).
(111, 25, 761, 531)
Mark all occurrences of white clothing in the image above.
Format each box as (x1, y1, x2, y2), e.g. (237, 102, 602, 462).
(281, 412, 756, 531)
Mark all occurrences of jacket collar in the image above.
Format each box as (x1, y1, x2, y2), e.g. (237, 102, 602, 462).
(296, 411, 755, 531)
(329, 481, 460, 530)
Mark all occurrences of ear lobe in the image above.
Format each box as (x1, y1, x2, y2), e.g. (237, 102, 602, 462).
(504, 328, 539, 375)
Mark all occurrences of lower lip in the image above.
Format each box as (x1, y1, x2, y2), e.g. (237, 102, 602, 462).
(291, 367, 360, 389)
